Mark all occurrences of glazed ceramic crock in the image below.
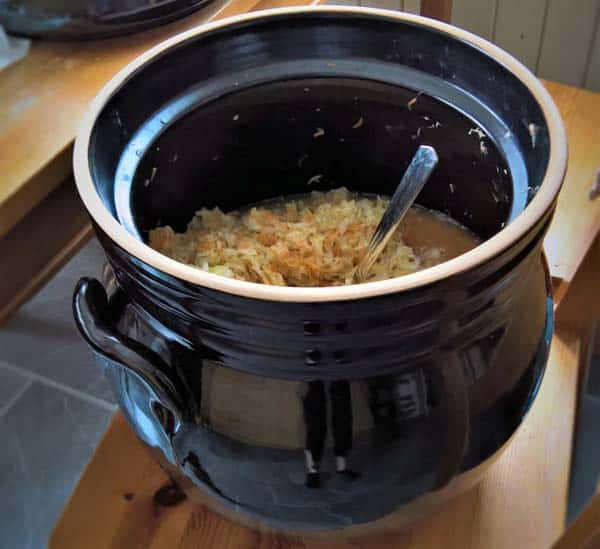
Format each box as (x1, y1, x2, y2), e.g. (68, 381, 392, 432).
(1, 0, 215, 39)
(72, 7, 567, 540)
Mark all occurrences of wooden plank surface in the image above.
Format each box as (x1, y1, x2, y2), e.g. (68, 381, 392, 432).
(542, 81, 600, 297)
(555, 236, 600, 331)
(50, 326, 581, 548)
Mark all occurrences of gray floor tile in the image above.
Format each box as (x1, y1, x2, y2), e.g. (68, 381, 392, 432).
(0, 362, 30, 415)
(568, 391, 600, 523)
(586, 354, 600, 398)
(0, 239, 115, 404)
(0, 382, 112, 549)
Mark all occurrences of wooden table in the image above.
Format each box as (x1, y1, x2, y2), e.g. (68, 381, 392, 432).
(542, 82, 600, 304)
(0, 4, 598, 547)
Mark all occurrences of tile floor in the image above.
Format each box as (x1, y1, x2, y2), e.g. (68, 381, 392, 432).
(0, 239, 115, 549)
(567, 353, 600, 524)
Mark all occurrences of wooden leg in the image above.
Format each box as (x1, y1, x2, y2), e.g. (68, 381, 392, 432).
(0, 177, 92, 326)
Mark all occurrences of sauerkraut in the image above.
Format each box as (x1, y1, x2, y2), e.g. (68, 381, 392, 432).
(148, 188, 477, 286)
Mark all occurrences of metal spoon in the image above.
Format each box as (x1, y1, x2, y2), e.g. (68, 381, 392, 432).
(354, 145, 439, 282)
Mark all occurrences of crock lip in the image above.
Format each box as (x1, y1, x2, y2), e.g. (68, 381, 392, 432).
(73, 6, 567, 303)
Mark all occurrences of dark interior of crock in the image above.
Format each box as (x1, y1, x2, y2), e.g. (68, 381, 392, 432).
(89, 10, 551, 249)
(121, 77, 513, 241)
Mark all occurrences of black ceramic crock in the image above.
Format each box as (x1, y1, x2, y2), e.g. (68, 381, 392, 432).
(0, 0, 214, 39)
(72, 7, 567, 540)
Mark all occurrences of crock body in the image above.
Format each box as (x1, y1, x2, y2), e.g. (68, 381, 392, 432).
(75, 216, 553, 537)
(72, 7, 566, 540)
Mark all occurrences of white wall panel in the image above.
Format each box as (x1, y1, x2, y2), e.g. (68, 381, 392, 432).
(360, 0, 403, 9)
(494, 0, 548, 71)
(537, 0, 599, 86)
(584, 18, 600, 91)
(452, 0, 497, 40)
(404, 0, 421, 14)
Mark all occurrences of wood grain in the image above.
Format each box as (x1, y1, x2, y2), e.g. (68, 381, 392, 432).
(555, 236, 600, 331)
(50, 327, 581, 549)
(542, 81, 600, 298)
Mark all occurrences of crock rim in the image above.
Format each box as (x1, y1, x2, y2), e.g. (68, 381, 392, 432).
(73, 6, 567, 303)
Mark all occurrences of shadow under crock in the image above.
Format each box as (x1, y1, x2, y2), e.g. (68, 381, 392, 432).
(73, 8, 563, 539)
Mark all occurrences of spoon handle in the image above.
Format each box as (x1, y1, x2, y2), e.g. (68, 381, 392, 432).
(355, 145, 439, 282)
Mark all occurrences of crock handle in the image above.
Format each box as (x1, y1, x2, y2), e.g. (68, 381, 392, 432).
(434, 353, 470, 490)
(73, 277, 189, 428)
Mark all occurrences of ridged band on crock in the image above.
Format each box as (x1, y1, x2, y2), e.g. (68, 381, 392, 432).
(96, 208, 552, 380)
(73, 6, 567, 302)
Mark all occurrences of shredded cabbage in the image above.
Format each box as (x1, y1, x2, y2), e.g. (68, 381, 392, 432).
(149, 188, 475, 286)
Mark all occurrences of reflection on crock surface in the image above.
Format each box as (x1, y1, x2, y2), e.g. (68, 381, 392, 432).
(75, 274, 552, 532)
(302, 380, 359, 488)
